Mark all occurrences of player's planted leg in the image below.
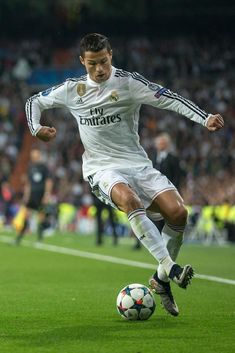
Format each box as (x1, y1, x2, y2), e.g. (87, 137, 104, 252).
(149, 273, 179, 316)
(159, 223, 194, 289)
(147, 221, 182, 315)
(147, 194, 194, 315)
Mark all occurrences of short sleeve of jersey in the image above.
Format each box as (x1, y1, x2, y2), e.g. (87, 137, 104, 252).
(129, 72, 208, 125)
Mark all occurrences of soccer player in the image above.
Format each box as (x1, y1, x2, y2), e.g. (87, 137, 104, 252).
(25, 33, 224, 316)
(15, 148, 53, 244)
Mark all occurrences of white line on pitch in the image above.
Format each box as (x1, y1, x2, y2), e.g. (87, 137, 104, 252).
(0, 235, 234, 286)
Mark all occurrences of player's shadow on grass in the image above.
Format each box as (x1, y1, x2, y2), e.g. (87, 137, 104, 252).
(4, 318, 189, 348)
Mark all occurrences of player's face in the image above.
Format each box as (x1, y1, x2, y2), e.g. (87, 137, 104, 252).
(80, 49, 113, 83)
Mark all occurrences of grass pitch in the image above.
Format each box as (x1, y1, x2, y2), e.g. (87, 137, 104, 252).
(0, 231, 234, 353)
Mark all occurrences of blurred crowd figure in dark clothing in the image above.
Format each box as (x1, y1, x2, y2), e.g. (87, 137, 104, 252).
(152, 133, 185, 190)
(152, 132, 185, 232)
(0, 180, 14, 224)
(226, 223, 235, 243)
(15, 149, 53, 245)
(91, 194, 118, 246)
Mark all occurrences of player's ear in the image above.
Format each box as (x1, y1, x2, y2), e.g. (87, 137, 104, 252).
(79, 55, 85, 66)
(109, 50, 113, 59)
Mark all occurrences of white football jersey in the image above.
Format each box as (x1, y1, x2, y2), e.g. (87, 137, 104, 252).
(25, 66, 210, 179)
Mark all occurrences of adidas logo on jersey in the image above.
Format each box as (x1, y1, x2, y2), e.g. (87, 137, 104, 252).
(76, 98, 84, 104)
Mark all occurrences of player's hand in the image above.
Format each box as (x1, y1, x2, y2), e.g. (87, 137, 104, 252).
(36, 126, 57, 142)
(206, 114, 224, 132)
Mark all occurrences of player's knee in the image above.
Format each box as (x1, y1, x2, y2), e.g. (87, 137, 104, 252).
(116, 190, 143, 214)
(124, 194, 143, 214)
(170, 205, 188, 225)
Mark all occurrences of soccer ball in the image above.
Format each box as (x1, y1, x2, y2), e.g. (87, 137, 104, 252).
(116, 283, 156, 320)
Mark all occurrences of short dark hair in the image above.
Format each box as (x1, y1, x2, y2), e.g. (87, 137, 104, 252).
(79, 33, 112, 57)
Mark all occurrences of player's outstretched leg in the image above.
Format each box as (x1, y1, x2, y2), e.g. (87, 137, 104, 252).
(168, 263, 194, 289)
(149, 272, 179, 316)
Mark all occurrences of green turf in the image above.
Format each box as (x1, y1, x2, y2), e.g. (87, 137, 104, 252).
(0, 231, 234, 353)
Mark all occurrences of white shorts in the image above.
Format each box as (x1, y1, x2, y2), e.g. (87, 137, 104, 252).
(87, 166, 176, 219)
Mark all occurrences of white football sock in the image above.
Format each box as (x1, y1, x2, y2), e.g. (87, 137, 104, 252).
(157, 223, 184, 282)
(128, 209, 174, 269)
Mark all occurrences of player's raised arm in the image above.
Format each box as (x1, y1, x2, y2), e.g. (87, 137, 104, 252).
(129, 72, 224, 130)
(25, 82, 68, 140)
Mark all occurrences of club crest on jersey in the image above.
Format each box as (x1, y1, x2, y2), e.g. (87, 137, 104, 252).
(77, 83, 86, 96)
(109, 91, 119, 102)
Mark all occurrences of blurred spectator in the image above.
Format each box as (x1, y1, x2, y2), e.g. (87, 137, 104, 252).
(15, 148, 53, 244)
(12, 57, 32, 81)
(0, 180, 13, 224)
(151, 133, 185, 189)
(91, 193, 118, 246)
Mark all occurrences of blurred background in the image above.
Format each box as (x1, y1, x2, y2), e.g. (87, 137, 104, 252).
(0, 0, 235, 244)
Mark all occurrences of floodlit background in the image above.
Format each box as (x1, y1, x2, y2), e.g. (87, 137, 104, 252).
(0, 2, 235, 353)
(0, 0, 234, 242)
